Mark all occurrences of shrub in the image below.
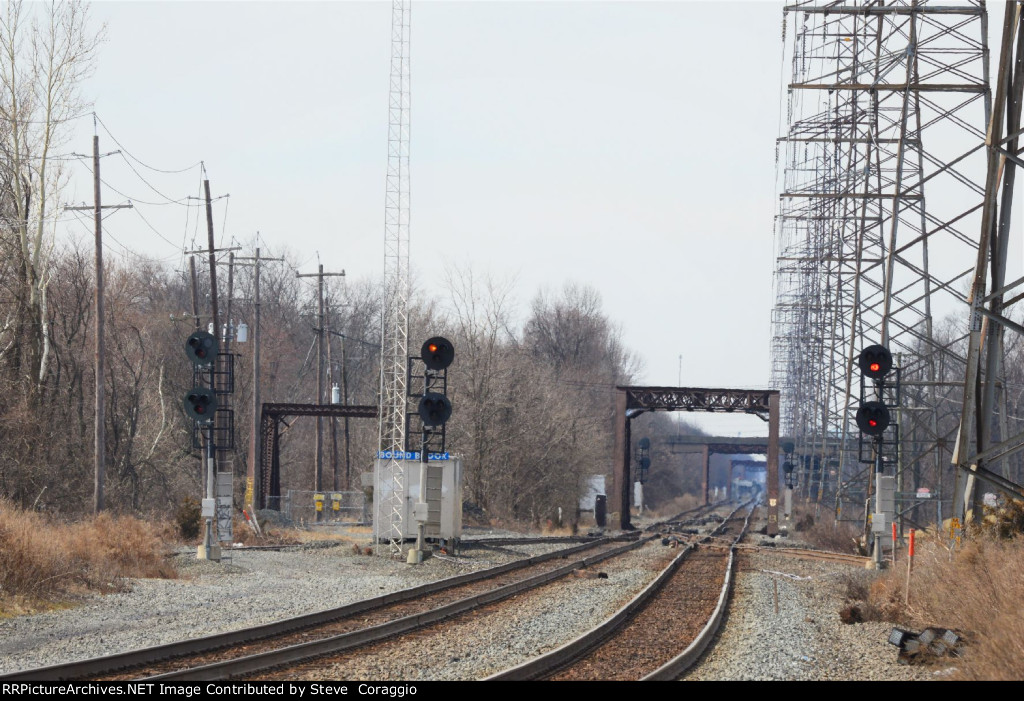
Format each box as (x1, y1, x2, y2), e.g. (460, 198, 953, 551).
(0, 499, 176, 610)
(855, 532, 1024, 679)
(175, 497, 202, 541)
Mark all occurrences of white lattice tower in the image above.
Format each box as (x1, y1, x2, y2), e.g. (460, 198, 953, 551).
(376, 0, 412, 556)
(771, 1, 991, 518)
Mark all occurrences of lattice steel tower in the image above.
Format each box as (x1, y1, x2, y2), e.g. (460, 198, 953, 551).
(771, 1, 991, 528)
(376, 0, 412, 555)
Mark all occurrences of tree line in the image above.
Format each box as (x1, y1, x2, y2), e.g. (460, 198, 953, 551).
(0, 1, 717, 526)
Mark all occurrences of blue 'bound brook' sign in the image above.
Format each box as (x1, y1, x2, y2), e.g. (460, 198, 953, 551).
(376, 451, 451, 461)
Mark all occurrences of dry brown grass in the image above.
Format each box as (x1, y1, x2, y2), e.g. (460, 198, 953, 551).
(788, 506, 863, 554)
(902, 536, 1024, 679)
(652, 493, 701, 518)
(0, 500, 176, 613)
(840, 531, 1024, 680)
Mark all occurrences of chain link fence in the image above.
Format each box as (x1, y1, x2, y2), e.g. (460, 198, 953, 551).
(263, 490, 368, 528)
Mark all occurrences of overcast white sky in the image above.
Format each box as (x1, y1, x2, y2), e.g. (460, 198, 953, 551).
(56, 1, 1013, 438)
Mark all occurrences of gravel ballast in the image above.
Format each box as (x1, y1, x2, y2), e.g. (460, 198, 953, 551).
(0, 529, 955, 680)
(683, 549, 955, 681)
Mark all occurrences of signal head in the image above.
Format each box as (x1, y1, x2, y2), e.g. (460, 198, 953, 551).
(185, 330, 218, 367)
(858, 344, 893, 380)
(418, 392, 452, 427)
(856, 401, 891, 436)
(184, 386, 218, 424)
(421, 336, 454, 371)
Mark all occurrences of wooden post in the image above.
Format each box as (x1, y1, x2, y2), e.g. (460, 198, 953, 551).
(341, 333, 351, 489)
(235, 248, 283, 511)
(296, 266, 344, 500)
(204, 179, 220, 339)
(64, 135, 133, 513)
(189, 255, 200, 329)
(316, 264, 324, 494)
(247, 248, 261, 513)
(326, 294, 339, 491)
(92, 134, 105, 514)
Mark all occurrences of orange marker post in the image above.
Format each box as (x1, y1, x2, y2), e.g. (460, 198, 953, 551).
(905, 528, 915, 605)
(892, 522, 897, 565)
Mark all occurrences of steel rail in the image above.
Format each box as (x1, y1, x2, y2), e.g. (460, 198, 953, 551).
(741, 545, 870, 566)
(642, 531, 868, 680)
(144, 534, 659, 681)
(485, 501, 753, 681)
(0, 536, 632, 682)
(642, 509, 753, 680)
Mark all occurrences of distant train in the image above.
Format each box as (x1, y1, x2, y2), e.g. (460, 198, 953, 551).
(732, 477, 763, 501)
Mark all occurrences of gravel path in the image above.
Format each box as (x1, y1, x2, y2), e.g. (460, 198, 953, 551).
(0, 528, 960, 681)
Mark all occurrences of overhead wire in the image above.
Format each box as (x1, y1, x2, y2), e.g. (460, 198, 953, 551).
(133, 205, 188, 252)
(94, 113, 203, 174)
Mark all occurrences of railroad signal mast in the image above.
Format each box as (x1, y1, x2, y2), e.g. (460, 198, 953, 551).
(782, 440, 795, 519)
(855, 344, 899, 568)
(408, 336, 454, 564)
(633, 437, 650, 513)
(184, 330, 220, 561)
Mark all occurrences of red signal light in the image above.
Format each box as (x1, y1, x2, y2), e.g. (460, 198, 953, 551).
(856, 400, 890, 435)
(421, 337, 454, 371)
(859, 344, 892, 379)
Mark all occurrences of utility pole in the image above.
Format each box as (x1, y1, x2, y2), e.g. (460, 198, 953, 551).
(235, 247, 283, 512)
(65, 134, 131, 514)
(189, 255, 200, 329)
(297, 265, 345, 500)
(340, 332, 351, 489)
(325, 294, 339, 491)
(327, 328, 373, 490)
(204, 179, 220, 339)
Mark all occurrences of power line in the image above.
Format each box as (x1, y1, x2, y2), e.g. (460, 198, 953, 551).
(94, 113, 203, 174)
(132, 205, 189, 251)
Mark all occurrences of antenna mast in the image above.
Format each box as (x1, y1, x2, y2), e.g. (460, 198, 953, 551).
(377, 0, 412, 555)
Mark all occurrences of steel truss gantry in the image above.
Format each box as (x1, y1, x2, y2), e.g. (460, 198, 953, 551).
(612, 387, 781, 534)
(771, 0, 992, 528)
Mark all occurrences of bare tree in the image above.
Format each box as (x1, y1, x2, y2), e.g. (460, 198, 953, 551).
(0, 0, 102, 390)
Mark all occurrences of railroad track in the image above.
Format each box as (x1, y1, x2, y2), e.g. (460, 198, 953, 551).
(0, 536, 633, 682)
(738, 544, 870, 567)
(2, 504, 720, 682)
(487, 501, 755, 680)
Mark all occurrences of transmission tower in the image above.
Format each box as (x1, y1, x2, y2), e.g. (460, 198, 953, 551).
(951, 2, 1024, 522)
(771, 1, 991, 530)
(376, 0, 412, 556)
